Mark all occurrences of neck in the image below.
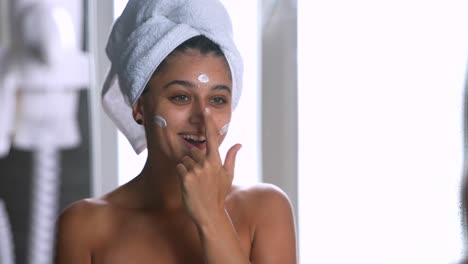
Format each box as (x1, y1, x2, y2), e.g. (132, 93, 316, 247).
(135, 152, 184, 211)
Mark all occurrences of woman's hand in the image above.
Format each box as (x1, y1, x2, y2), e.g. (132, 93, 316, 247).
(176, 108, 241, 226)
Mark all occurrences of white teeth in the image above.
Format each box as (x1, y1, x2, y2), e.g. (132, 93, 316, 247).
(182, 134, 206, 142)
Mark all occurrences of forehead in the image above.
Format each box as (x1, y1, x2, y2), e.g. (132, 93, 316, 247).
(158, 50, 231, 80)
(143, 50, 233, 97)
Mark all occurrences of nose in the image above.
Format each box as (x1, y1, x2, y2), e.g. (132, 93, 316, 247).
(188, 99, 206, 125)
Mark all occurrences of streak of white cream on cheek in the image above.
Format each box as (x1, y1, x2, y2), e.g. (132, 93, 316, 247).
(219, 123, 229, 136)
(153, 115, 168, 128)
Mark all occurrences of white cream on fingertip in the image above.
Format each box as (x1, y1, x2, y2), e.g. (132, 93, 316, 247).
(198, 73, 210, 83)
(219, 123, 229, 136)
(154, 115, 168, 128)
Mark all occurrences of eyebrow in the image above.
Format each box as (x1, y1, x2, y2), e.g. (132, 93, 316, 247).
(162, 80, 231, 94)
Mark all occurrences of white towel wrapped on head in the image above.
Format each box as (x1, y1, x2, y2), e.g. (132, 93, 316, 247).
(102, 0, 243, 154)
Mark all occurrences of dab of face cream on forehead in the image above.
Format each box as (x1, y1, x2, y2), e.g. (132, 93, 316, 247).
(154, 115, 167, 128)
(197, 73, 210, 83)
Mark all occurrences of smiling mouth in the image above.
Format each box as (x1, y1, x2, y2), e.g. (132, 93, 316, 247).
(179, 134, 207, 149)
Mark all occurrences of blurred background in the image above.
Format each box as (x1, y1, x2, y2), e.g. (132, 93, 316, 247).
(0, 0, 467, 263)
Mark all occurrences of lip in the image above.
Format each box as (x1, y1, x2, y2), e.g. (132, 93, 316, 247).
(178, 134, 207, 150)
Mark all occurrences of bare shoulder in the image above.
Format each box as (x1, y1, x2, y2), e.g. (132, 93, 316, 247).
(58, 198, 109, 228)
(57, 197, 116, 240)
(229, 183, 294, 217)
(55, 198, 112, 263)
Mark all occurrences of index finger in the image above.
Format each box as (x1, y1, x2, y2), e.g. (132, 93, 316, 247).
(203, 107, 221, 160)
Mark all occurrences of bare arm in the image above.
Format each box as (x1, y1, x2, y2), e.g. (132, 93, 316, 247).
(177, 110, 296, 263)
(176, 108, 249, 263)
(197, 209, 250, 264)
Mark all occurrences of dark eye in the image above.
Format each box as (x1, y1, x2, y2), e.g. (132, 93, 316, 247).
(210, 96, 227, 105)
(171, 95, 190, 103)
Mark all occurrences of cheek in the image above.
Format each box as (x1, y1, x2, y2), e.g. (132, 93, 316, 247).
(156, 107, 188, 129)
(214, 110, 232, 135)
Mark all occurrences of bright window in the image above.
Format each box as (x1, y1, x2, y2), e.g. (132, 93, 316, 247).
(298, 0, 467, 263)
(114, 0, 261, 187)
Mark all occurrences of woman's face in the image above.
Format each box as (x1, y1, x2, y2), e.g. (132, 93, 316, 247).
(134, 49, 232, 161)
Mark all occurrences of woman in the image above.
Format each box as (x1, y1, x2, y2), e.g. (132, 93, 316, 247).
(55, 0, 297, 263)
